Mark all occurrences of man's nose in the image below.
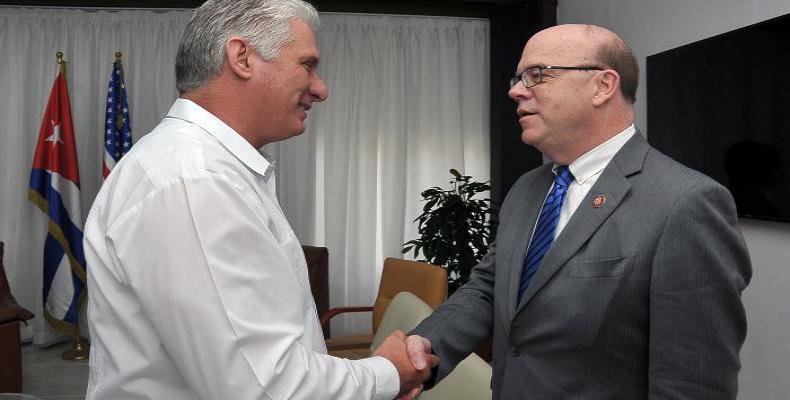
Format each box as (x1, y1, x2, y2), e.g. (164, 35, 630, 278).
(508, 82, 531, 102)
(311, 73, 329, 102)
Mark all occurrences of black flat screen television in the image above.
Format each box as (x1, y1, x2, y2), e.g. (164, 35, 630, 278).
(647, 13, 790, 222)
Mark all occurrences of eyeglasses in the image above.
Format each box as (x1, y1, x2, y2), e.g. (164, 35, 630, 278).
(509, 65, 604, 88)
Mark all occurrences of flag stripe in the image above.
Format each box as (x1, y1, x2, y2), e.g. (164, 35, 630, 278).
(28, 172, 86, 267)
(42, 233, 66, 305)
(30, 169, 84, 229)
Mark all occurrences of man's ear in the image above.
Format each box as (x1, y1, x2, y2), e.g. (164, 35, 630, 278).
(225, 37, 254, 80)
(592, 69, 620, 106)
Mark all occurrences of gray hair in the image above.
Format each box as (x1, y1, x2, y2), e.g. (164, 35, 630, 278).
(595, 40, 639, 104)
(582, 25, 639, 104)
(175, 0, 319, 94)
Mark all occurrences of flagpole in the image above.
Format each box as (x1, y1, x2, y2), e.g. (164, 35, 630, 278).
(56, 51, 67, 76)
(54, 51, 90, 362)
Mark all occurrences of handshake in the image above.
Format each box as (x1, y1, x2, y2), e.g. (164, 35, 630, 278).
(373, 331, 438, 400)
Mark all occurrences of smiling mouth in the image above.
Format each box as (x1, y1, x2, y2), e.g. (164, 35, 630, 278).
(298, 103, 312, 111)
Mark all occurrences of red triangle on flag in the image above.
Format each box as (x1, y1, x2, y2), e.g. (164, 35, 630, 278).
(31, 73, 81, 186)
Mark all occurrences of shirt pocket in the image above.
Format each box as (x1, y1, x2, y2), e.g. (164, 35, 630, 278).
(566, 255, 633, 278)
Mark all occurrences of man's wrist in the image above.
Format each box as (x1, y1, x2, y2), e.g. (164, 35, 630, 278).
(359, 356, 400, 400)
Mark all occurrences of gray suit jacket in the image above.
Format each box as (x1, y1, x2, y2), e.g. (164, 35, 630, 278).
(412, 132, 752, 400)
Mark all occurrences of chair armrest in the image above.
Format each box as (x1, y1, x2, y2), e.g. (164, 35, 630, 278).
(319, 306, 374, 333)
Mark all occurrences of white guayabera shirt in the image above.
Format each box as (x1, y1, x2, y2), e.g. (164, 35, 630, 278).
(84, 99, 399, 400)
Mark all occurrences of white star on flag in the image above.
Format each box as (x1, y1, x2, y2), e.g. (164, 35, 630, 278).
(44, 120, 63, 144)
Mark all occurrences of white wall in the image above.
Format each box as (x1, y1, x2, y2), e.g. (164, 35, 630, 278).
(557, 1, 790, 399)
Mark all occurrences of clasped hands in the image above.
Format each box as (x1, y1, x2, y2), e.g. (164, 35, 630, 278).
(373, 331, 437, 400)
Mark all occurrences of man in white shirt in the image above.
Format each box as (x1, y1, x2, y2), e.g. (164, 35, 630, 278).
(406, 24, 751, 399)
(84, 1, 434, 399)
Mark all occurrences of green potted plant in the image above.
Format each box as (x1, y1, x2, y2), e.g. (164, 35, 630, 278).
(402, 169, 498, 293)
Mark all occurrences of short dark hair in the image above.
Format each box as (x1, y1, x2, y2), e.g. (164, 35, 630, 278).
(596, 41, 639, 104)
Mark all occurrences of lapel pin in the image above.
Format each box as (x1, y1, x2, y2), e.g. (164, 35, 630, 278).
(592, 194, 606, 208)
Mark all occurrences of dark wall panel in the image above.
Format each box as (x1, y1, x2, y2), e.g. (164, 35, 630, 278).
(488, 0, 554, 204)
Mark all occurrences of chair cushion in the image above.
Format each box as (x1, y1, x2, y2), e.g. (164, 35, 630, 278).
(372, 258, 447, 331)
(369, 292, 434, 350)
(419, 353, 492, 400)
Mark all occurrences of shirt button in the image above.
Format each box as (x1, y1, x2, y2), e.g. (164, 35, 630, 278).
(508, 347, 519, 357)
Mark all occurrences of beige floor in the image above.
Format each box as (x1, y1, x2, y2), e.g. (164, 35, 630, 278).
(20, 341, 87, 400)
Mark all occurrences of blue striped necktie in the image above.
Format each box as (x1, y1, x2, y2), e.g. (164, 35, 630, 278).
(518, 166, 573, 301)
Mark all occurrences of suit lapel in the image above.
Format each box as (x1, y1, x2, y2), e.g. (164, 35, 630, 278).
(514, 132, 650, 315)
(507, 165, 555, 318)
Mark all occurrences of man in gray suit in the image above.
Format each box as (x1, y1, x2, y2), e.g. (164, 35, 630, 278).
(407, 24, 752, 399)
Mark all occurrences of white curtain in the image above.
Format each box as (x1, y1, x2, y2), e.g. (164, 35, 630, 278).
(0, 6, 490, 341)
(269, 13, 490, 334)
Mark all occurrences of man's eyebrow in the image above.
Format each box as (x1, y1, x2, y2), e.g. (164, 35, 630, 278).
(301, 55, 320, 67)
(515, 65, 537, 75)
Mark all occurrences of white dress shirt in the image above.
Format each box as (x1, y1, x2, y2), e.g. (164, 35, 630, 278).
(84, 99, 399, 400)
(553, 125, 636, 237)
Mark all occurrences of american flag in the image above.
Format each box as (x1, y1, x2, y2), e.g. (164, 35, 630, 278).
(103, 55, 132, 178)
(28, 60, 86, 334)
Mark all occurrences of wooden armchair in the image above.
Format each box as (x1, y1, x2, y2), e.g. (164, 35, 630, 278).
(301, 245, 329, 336)
(1, 241, 35, 392)
(320, 257, 447, 359)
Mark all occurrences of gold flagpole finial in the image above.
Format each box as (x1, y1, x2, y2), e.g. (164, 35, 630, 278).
(114, 51, 126, 84)
(56, 51, 67, 76)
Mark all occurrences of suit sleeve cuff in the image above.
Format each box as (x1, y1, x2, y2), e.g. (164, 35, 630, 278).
(358, 356, 400, 400)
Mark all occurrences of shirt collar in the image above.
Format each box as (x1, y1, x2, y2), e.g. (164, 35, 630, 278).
(553, 124, 636, 183)
(165, 98, 275, 179)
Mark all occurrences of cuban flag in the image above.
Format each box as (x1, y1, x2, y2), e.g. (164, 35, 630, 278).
(28, 70, 86, 335)
(103, 56, 132, 178)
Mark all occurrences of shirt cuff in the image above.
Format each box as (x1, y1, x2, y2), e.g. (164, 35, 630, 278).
(358, 356, 400, 400)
